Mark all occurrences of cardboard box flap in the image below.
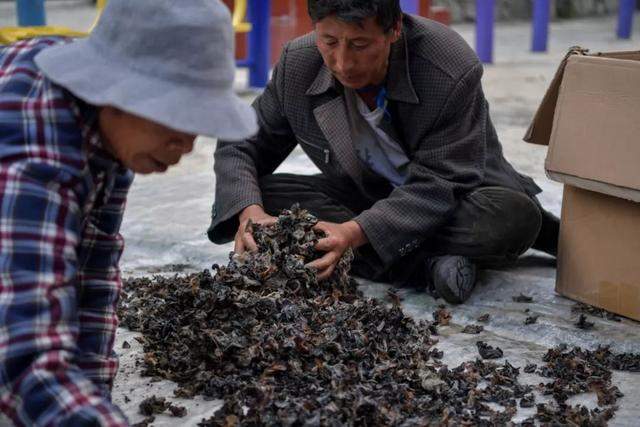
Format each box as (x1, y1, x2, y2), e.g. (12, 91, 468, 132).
(545, 54, 640, 196)
(524, 47, 588, 145)
(523, 47, 640, 146)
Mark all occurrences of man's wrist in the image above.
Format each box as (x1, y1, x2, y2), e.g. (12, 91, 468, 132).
(342, 220, 368, 248)
(239, 204, 265, 223)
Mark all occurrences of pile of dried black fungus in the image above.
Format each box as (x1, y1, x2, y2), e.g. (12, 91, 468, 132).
(118, 206, 637, 426)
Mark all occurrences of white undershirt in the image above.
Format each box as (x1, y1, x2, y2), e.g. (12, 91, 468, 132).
(344, 88, 409, 187)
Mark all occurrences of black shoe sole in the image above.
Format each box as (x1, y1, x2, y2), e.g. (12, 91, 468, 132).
(433, 256, 477, 304)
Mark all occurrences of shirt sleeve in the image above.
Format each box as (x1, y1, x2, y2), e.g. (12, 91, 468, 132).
(0, 160, 128, 427)
(209, 44, 298, 243)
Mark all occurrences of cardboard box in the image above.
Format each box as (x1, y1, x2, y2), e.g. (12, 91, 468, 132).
(525, 47, 640, 320)
(558, 186, 640, 320)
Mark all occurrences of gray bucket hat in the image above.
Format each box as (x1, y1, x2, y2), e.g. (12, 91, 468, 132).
(35, 0, 257, 140)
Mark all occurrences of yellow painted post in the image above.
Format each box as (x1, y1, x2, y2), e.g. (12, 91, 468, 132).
(233, 0, 252, 33)
(89, 0, 108, 32)
(0, 26, 85, 44)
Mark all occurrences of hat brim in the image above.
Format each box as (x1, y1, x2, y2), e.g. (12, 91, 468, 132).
(35, 39, 258, 141)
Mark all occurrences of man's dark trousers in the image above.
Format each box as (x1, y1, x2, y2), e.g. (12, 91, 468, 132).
(256, 173, 559, 285)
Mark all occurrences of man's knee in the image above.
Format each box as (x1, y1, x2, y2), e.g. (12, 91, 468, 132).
(259, 173, 309, 194)
(467, 187, 542, 257)
(258, 174, 355, 223)
(258, 174, 314, 215)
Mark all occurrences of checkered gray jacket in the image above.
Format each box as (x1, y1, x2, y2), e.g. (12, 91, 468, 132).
(210, 14, 540, 268)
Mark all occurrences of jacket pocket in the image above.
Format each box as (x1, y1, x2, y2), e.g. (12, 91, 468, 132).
(297, 137, 331, 164)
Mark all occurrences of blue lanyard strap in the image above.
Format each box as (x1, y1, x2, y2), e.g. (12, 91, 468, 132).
(375, 87, 392, 122)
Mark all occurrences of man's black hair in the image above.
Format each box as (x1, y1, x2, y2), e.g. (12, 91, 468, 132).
(307, 0, 402, 33)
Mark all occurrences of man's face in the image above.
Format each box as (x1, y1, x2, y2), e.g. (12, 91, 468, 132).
(98, 107, 196, 174)
(315, 15, 401, 89)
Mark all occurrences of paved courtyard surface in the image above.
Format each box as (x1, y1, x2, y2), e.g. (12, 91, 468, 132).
(2, 2, 640, 425)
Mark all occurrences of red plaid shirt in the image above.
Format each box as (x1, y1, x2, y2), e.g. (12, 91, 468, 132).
(0, 38, 132, 426)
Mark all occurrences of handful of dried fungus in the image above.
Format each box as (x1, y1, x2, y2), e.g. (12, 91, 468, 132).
(118, 206, 638, 426)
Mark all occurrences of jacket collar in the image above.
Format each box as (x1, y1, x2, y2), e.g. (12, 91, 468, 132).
(386, 27, 419, 104)
(305, 63, 334, 96)
(305, 24, 419, 104)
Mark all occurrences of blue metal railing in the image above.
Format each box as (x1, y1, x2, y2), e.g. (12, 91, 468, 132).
(236, 0, 271, 88)
(476, 0, 636, 64)
(532, 0, 550, 52)
(476, 0, 495, 63)
(13, 0, 638, 73)
(16, 0, 46, 26)
(617, 0, 636, 38)
(400, 0, 419, 15)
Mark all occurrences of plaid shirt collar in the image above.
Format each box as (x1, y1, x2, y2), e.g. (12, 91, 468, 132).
(68, 94, 128, 176)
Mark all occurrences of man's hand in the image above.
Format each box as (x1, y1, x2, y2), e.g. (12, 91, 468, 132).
(234, 204, 277, 253)
(307, 220, 368, 281)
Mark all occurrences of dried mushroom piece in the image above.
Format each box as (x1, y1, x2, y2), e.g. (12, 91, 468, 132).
(461, 324, 484, 334)
(512, 294, 534, 303)
(476, 341, 504, 359)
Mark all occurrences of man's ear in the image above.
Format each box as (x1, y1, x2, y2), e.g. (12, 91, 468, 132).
(390, 19, 402, 42)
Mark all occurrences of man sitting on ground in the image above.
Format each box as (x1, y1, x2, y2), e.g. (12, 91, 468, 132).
(209, 0, 558, 304)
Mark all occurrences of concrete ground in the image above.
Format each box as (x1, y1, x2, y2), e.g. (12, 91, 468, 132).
(2, 1, 640, 425)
